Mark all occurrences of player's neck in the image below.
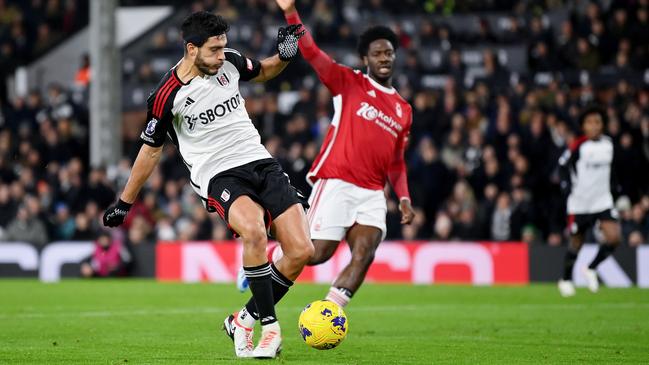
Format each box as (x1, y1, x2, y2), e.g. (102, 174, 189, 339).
(176, 57, 204, 82)
(367, 72, 392, 89)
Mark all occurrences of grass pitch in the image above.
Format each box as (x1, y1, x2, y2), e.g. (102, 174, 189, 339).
(1, 280, 648, 364)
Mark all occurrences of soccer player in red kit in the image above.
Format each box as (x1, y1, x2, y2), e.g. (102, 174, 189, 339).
(272, 0, 415, 308)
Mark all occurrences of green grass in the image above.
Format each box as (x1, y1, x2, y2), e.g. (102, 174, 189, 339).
(1, 280, 648, 364)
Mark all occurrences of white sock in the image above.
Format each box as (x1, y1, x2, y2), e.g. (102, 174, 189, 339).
(237, 307, 256, 328)
(325, 287, 351, 307)
(261, 320, 281, 333)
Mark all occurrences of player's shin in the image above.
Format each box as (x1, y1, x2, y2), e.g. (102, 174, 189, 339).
(243, 262, 293, 316)
(562, 248, 579, 281)
(588, 243, 616, 269)
(243, 263, 277, 326)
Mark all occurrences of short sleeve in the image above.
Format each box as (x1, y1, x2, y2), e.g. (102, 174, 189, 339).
(224, 48, 262, 81)
(140, 73, 181, 147)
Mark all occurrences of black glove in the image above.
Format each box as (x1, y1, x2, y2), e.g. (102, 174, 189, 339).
(277, 24, 305, 61)
(103, 199, 132, 227)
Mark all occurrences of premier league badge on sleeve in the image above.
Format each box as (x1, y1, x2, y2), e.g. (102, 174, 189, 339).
(220, 188, 231, 202)
(145, 118, 158, 136)
(396, 103, 403, 118)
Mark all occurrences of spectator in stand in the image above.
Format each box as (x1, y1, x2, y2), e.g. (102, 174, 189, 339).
(74, 53, 90, 88)
(80, 230, 132, 278)
(5, 204, 48, 245)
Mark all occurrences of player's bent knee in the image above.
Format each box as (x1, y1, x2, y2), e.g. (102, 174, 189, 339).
(285, 239, 314, 266)
(238, 222, 268, 248)
(309, 253, 329, 266)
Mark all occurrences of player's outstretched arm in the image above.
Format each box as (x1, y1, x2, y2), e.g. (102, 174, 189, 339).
(277, 0, 351, 95)
(103, 144, 162, 227)
(252, 24, 305, 82)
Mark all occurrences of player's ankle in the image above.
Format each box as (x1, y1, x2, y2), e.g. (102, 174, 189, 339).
(325, 287, 352, 307)
(261, 321, 281, 333)
(237, 307, 256, 328)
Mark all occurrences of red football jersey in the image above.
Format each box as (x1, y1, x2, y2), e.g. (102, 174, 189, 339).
(308, 68, 411, 190)
(287, 11, 412, 199)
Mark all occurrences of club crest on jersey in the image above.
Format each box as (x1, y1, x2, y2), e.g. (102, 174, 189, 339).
(145, 118, 158, 136)
(396, 103, 402, 118)
(220, 189, 231, 202)
(216, 73, 230, 87)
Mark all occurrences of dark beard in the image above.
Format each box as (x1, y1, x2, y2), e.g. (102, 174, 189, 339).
(195, 54, 220, 76)
(196, 62, 219, 76)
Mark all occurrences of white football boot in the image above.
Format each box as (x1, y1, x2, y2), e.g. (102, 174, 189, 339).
(558, 279, 576, 297)
(223, 313, 254, 358)
(252, 322, 282, 359)
(582, 267, 599, 293)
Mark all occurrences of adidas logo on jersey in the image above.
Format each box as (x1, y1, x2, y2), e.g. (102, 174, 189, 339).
(184, 97, 195, 107)
(367, 90, 376, 98)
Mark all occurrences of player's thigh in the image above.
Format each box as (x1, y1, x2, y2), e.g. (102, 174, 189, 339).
(567, 214, 589, 250)
(346, 224, 383, 263)
(599, 215, 622, 245)
(271, 203, 313, 260)
(310, 239, 341, 265)
(227, 195, 267, 243)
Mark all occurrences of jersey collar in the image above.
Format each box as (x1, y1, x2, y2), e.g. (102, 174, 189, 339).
(364, 74, 396, 95)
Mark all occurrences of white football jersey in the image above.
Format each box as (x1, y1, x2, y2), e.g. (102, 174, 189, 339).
(559, 136, 615, 214)
(140, 48, 271, 201)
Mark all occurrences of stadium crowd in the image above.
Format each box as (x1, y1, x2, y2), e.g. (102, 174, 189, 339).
(1, 0, 649, 247)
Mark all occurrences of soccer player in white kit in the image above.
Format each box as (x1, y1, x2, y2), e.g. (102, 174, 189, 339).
(102, 11, 312, 359)
(271, 0, 415, 308)
(557, 106, 622, 297)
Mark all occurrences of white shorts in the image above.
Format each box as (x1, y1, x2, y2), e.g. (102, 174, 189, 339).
(306, 178, 387, 241)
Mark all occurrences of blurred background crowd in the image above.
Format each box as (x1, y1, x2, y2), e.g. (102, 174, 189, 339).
(1, 0, 649, 248)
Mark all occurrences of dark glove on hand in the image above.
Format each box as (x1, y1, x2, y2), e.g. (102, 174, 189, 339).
(277, 24, 306, 61)
(103, 199, 132, 227)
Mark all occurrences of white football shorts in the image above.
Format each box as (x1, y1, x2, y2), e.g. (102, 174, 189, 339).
(306, 178, 387, 241)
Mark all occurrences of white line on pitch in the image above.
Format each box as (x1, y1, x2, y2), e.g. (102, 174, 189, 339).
(2, 302, 648, 320)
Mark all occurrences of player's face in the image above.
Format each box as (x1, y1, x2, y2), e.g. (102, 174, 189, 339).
(583, 113, 604, 139)
(194, 34, 227, 76)
(364, 39, 396, 83)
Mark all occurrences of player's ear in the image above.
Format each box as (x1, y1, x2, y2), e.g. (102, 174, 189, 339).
(186, 42, 198, 59)
(362, 55, 368, 67)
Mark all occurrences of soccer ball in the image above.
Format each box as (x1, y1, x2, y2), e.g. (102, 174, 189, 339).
(298, 300, 348, 350)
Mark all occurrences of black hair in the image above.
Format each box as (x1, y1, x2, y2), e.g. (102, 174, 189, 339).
(357, 25, 399, 57)
(579, 105, 607, 126)
(181, 11, 230, 47)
